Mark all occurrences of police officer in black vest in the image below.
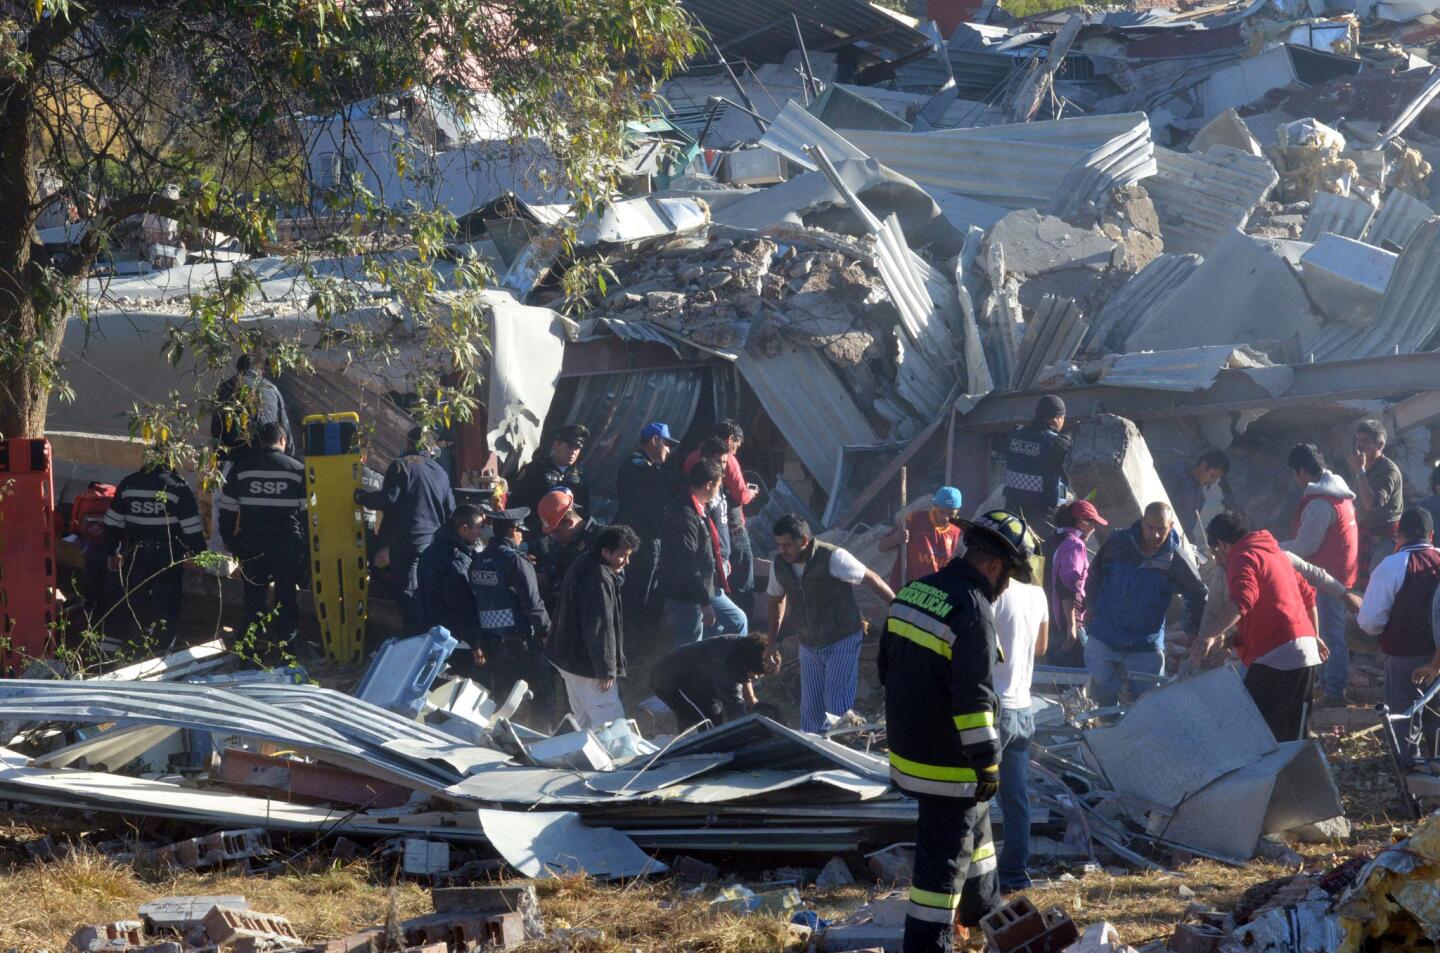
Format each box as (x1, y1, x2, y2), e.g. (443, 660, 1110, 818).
(1001, 394, 1072, 537)
(415, 503, 487, 642)
(217, 421, 309, 664)
(103, 448, 207, 650)
(466, 507, 551, 717)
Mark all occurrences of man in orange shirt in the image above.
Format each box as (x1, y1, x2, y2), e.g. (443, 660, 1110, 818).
(879, 487, 964, 590)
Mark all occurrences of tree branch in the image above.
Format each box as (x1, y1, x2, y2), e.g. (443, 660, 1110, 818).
(56, 190, 262, 279)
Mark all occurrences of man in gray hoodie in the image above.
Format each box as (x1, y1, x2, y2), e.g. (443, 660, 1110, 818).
(1281, 444, 1360, 706)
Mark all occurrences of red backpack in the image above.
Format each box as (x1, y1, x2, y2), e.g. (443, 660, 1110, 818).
(70, 482, 116, 543)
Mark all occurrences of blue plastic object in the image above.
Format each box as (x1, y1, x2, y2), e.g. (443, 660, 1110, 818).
(355, 626, 459, 717)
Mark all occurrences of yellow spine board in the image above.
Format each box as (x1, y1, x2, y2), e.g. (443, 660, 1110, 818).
(303, 413, 368, 664)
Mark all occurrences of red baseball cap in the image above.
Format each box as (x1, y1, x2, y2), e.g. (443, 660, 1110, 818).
(1068, 499, 1108, 526)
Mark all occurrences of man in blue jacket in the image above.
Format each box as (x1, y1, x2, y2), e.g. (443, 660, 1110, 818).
(1085, 501, 1208, 708)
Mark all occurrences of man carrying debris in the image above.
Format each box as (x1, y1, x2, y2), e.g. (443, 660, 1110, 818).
(878, 486, 964, 589)
(1158, 449, 1229, 548)
(511, 423, 590, 530)
(1194, 511, 1322, 742)
(1280, 444, 1358, 708)
(356, 426, 455, 633)
(1355, 507, 1440, 768)
(218, 422, 308, 664)
(1042, 500, 1107, 668)
(1085, 501, 1207, 709)
(104, 444, 207, 650)
(414, 503, 487, 671)
(466, 506, 551, 714)
(880, 509, 1038, 951)
(992, 544, 1047, 895)
(548, 524, 641, 731)
(658, 460, 747, 644)
(649, 633, 774, 734)
(1001, 394, 1071, 536)
(616, 422, 679, 631)
(769, 513, 895, 734)
(1351, 418, 1404, 585)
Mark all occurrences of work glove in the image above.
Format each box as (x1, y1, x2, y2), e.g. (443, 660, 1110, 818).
(974, 764, 999, 802)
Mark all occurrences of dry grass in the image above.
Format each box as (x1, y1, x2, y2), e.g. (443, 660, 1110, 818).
(0, 851, 430, 950)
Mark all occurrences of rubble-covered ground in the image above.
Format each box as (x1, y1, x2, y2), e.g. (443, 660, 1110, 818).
(0, 722, 1407, 951)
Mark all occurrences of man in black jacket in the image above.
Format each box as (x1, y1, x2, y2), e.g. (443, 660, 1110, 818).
(549, 524, 640, 730)
(103, 450, 207, 650)
(511, 423, 590, 530)
(217, 422, 308, 664)
(657, 458, 726, 648)
(356, 426, 455, 632)
(881, 509, 1038, 953)
(415, 504, 487, 643)
(650, 633, 773, 733)
(616, 422, 678, 629)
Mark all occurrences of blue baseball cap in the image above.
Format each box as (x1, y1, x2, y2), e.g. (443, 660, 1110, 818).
(932, 486, 963, 510)
(640, 422, 679, 445)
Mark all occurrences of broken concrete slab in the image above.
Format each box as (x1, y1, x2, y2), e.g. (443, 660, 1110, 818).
(985, 209, 1118, 278)
(1065, 413, 1173, 531)
(1298, 234, 1395, 326)
(1127, 229, 1321, 356)
(1189, 109, 1262, 157)
(139, 896, 249, 933)
(822, 893, 906, 951)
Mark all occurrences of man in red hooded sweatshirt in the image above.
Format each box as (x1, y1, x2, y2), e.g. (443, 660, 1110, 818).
(1192, 511, 1324, 742)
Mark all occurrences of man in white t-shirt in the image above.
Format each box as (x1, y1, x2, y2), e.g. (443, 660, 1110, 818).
(991, 576, 1048, 894)
(766, 513, 895, 733)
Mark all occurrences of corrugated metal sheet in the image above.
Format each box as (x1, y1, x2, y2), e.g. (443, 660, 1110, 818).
(1143, 145, 1278, 257)
(1048, 123, 1161, 219)
(1305, 217, 1440, 361)
(1099, 346, 1253, 392)
(1300, 191, 1375, 242)
(682, 0, 928, 64)
(1363, 188, 1434, 250)
(736, 342, 878, 492)
(1084, 253, 1201, 354)
(839, 113, 1154, 210)
(1013, 295, 1085, 390)
(557, 368, 704, 503)
(894, 49, 1023, 97)
(759, 101, 867, 171)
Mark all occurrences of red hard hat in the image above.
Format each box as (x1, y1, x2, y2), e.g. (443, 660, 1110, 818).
(538, 488, 574, 534)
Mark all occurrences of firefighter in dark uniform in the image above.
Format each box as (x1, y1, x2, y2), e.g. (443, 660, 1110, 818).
(103, 450, 207, 650)
(880, 509, 1039, 953)
(217, 421, 309, 664)
(510, 424, 590, 531)
(466, 507, 552, 717)
(1001, 394, 1071, 537)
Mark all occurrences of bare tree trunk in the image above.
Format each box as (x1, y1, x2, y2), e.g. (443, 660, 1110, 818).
(0, 79, 60, 441)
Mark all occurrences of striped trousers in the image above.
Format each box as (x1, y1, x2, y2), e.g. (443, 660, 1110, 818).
(799, 631, 864, 734)
(904, 794, 999, 953)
